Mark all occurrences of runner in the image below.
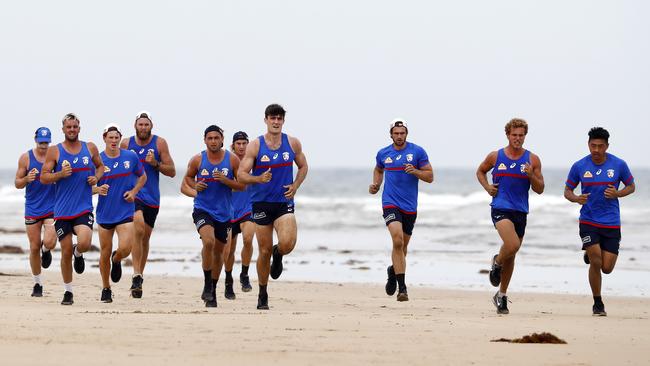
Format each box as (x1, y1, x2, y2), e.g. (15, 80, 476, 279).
(238, 104, 308, 310)
(564, 127, 635, 316)
(223, 131, 256, 299)
(369, 119, 433, 302)
(476, 118, 544, 314)
(40, 113, 105, 305)
(95, 124, 147, 303)
(15, 127, 56, 297)
(121, 111, 175, 298)
(181, 125, 244, 307)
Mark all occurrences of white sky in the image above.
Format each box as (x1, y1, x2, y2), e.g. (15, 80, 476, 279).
(1, 1, 648, 170)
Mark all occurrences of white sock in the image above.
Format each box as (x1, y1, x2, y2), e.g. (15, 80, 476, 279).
(133, 273, 142, 278)
(499, 291, 507, 297)
(73, 247, 81, 257)
(64, 282, 73, 293)
(33, 275, 42, 285)
(42, 247, 50, 253)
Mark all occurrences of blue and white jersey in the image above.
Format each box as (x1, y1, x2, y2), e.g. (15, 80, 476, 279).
(375, 142, 429, 214)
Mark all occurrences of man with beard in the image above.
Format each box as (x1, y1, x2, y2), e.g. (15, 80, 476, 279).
(238, 104, 308, 310)
(476, 118, 544, 314)
(15, 127, 56, 297)
(222, 131, 256, 299)
(41, 113, 105, 305)
(120, 111, 175, 298)
(181, 125, 244, 308)
(369, 119, 433, 302)
(564, 127, 635, 316)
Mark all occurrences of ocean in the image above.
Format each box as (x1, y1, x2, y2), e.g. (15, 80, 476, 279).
(1, 167, 648, 297)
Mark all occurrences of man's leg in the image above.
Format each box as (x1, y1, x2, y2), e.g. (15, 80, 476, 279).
(239, 221, 255, 291)
(494, 219, 522, 294)
(111, 222, 134, 285)
(387, 221, 409, 300)
(208, 231, 227, 306)
(255, 223, 274, 309)
(139, 225, 154, 274)
(223, 231, 236, 299)
(26, 222, 43, 279)
(98, 226, 115, 291)
(274, 214, 297, 255)
(59, 230, 74, 304)
(199, 224, 216, 303)
(131, 211, 145, 276)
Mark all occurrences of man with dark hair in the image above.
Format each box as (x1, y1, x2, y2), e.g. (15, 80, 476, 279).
(222, 131, 256, 299)
(181, 125, 244, 308)
(476, 118, 544, 314)
(121, 111, 176, 298)
(564, 127, 635, 316)
(238, 104, 308, 310)
(15, 127, 57, 297)
(369, 118, 433, 302)
(41, 113, 105, 305)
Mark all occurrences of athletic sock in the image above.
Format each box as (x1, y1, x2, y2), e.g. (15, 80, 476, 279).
(396, 274, 406, 292)
(225, 271, 233, 283)
(241, 265, 249, 276)
(211, 278, 218, 292)
(259, 284, 268, 296)
(33, 275, 42, 285)
(42, 244, 50, 253)
(64, 282, 73, 293)
(594, 296, 603, 305)
(499, 291, 507, 298)
(73, 246, 81, 257)
(203, 270, 212, 287)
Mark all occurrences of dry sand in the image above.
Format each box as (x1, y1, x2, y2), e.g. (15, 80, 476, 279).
(1, 271, 648, 366)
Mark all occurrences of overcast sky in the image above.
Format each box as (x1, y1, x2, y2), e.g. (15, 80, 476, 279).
(1, 1, 648, 170)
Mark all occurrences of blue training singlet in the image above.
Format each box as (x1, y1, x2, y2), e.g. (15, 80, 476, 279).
(231, 187, 252, 222)
(96, 150, 144, 224)
(250, 133, 295, 204)
(24, 149, 55, 220)
(128, 135, 160, 208)
(565, 153, 634, 228)
(194, 150, 233, 222)
(54, 142, 94, 219)
(490, 148, 532, 213)
(375, 142, 429, 214)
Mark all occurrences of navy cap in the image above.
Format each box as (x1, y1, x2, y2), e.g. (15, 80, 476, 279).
(35, 127, 52, 143)
(232, 131, 249, 142)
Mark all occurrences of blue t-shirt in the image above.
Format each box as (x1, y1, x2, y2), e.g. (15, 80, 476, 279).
(376, 142, 429, 214)
(96, 150, 144, 224)
(566, 153, 634, 228)
(231, 187, 252, 222)
(490, 149, 532, 213)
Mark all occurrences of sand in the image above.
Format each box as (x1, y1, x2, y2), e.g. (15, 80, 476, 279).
(1, 271, 648, 366)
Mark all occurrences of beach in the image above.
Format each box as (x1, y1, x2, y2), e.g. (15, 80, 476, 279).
(1, 272, 649, 366)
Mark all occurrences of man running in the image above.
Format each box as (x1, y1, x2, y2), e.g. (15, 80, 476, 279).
(369, 119, 433, 302)
(95, 124, 147, 303)
(181, 125, 244, 308)
(121, 111, 175, 298)
(564, 127, 635, 316)
(41, 113, 105, 305)
(15, 127, 56, 297)
(476, 118, 544, 314)
(238, 104, 308, 310)
(222, 131, 256, 299)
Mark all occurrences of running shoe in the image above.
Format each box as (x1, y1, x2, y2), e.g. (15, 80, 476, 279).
(130, 275, 143, 298)
(61, 291, 74, 305)
(240, 273, 252, 292)
(489, 254, 501, 287)
(492, 291, 509, 314)
(270, 244, 283, 280)
(583, 252, 590, 265)
(101, 288, 113, 303)
(225, 282, 236, 300)
(41, 246, 52, 269)
(385, 265, 397, 296)
(31, 283, 43, 297)
(396, 290, 409, 302)
(257, 292, 269, 310)
(72, 244, 85, 274)
(201, 284, 214, 302)
(592, 302, 607, 316)
(205, 293, 217, 308)
(110, 251, 122, 283)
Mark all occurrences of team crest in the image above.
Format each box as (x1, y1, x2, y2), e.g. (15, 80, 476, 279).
(41, 129, 48, 136)
(385, 157, 393, 164)
(497, 163, 507, 171)
(396, 155, 402, 161)
(113, 162, 119, 168)
(583, 171, 593, 178)
(520, 164, 526, 173)
(104, 166, 111, 173)
(406, 154, 413, 162)
(283, 152, 290, 161)
(201, 168, 209, 176)
(73, 157, 79, 164)
(221, 168, 229, 176)
(82, 156, 89, 165)
(273, 153, 279, 160)
(607, 169, 615, 178)
(596, 169, 602, 175)
(261, 155, 270, 162)
(124, 161, 130, 169)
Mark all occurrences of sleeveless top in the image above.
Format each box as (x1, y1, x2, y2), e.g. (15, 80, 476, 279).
(128, 135, 160, 208)
(194, 150, 233, 222)
(490, 148, 531, 213)
(250, 133, 295, 204)
(54, 142, 94, 219)
(24, 149, 55, 219)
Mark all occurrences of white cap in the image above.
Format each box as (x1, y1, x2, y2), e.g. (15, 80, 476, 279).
(103, 123, 122, 135)
(135, 110, 152, 121)
(390, 118, 408, 129)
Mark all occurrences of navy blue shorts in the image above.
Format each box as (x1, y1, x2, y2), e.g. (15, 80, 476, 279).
(55, 212, 94, 240)
(230, 214, 252, 236)
(491, 208, 527, 238)
(579, 223, 621, 255)
(192, 209, 230, 244)
(135, 200, 159, 228)
(383, 207, 417, 236)
(252, 202, 294, 226)
(98, 217, 134, 230)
